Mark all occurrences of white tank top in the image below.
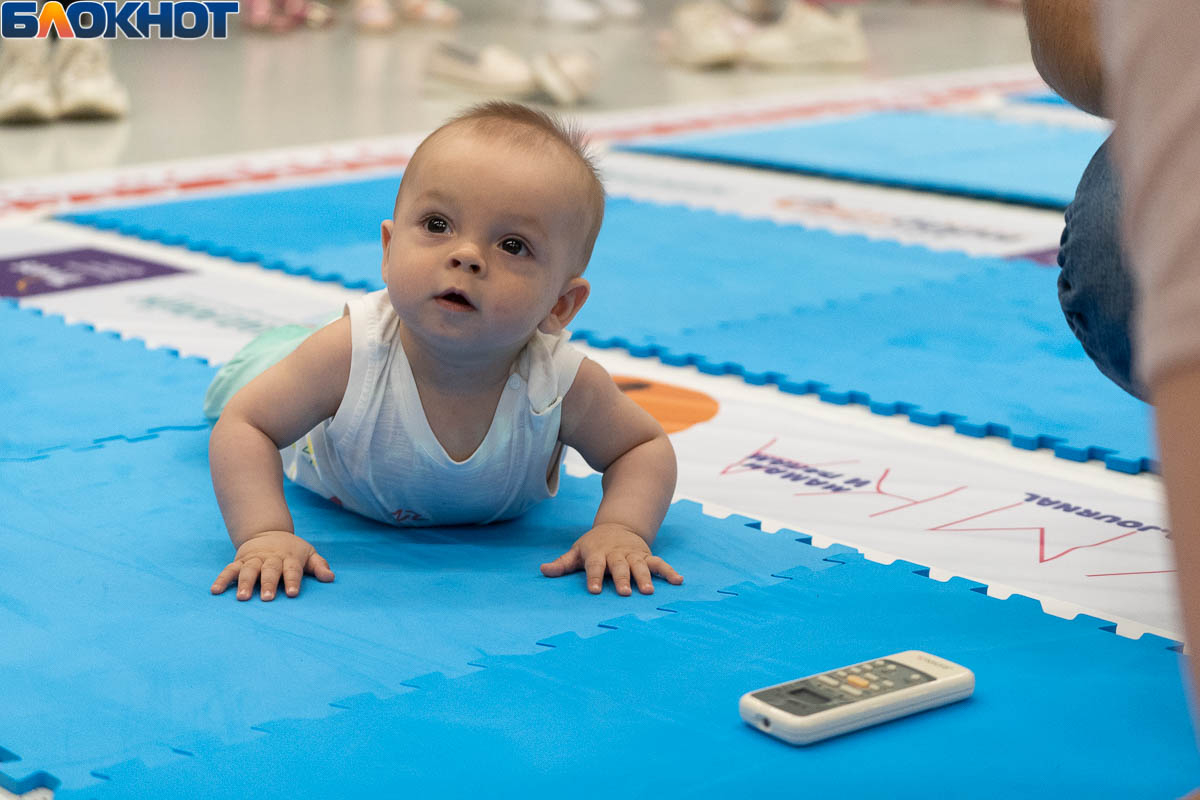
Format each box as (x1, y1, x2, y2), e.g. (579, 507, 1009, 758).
(281, 290, 586, 527)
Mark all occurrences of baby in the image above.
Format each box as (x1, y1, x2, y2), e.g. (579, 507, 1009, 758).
(207, 101, 682, 602)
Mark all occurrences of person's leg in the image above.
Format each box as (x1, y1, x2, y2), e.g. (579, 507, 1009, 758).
(1057, 136, 1147, 400)
(203, 325, 317, 421)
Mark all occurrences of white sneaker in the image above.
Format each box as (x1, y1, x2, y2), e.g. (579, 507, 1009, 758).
(426, 42, 536, 95)
(0, 39, 57, 124)
(730, 0, 784, 23)
(531, 48, 598, 106)
(742, 0, 868, 68)
(539, 0, 602, 27)
(596, 0, 641, 21)
(54, 39, 131, 119)
(664, 1, 748, 69)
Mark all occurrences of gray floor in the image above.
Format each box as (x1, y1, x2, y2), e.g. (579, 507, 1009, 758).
(0, 0, 1035, 180)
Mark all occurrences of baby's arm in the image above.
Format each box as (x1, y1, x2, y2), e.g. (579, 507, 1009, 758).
(540, 358, 683, 596)
(208, 317, 351, 601)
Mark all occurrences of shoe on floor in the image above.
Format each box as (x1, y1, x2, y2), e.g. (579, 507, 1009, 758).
(0, 39, 57, 124)
(54, 39, 129, 120)
(741, 0, 868, 68)
(540, 0, 603, 28)
(663, 1, 748, 68)
(730, 0, 785, 23)
(531, 48, 598, 106)
(426, 42, 536, 95)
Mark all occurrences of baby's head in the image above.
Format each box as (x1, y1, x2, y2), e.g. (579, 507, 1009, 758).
(381, 101, 605, 359)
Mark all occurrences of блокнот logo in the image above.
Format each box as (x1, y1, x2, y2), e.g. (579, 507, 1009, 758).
(1, 0, 239, 38)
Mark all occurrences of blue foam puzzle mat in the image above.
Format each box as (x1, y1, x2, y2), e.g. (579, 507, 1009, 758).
(616, 110, 1109, 209)
(0, 429, 855, 793)
(0, 301, 214, 459)
(591, 264, 1153, 472)
(59, 183, 1152, 472)
(61, 191, 997, 341)
(60, 554, 1197, 799)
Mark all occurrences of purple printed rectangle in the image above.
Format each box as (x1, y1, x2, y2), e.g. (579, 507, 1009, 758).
(0, 247, 186, 297)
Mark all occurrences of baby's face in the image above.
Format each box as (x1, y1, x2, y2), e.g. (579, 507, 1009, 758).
(382, 128, 592, 360)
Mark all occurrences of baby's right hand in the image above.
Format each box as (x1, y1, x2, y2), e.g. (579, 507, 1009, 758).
(211, 531, 335, 602)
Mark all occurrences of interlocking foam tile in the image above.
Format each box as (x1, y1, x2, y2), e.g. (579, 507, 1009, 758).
(0, 429, 852, 793)
(63, 177, 401, 290)
(60, 183, 1150, 471)
(61, 554, 1197, 799)
(608, 265, 1153, 472)
(0, 301, 213, 459)
(617, 110, 1109, 209)
(62, 192, 994, 341)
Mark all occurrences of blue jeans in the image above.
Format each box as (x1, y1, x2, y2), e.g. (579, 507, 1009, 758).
(1057, 136, 1146, 401)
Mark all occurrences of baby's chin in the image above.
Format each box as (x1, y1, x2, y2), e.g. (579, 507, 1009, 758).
(401, 311, 541, 358)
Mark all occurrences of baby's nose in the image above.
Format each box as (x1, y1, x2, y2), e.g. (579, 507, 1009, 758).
(448, 248, 484, 274)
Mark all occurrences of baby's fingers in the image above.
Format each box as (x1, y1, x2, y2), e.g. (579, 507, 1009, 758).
(607, 552, 633, 596)
(211, 561, 243, 595)
(539, 546, 582, 578)
(583, 552, 608, 594)
(647, 556, 684, 585)
(281, 557, 303, 598)
(305, 552, 335, 582)
(259, 556, 284, 601)
(629, 557, 655, 595)
(236, 558, 262, 601)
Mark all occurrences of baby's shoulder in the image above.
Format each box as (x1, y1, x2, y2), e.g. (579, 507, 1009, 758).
(560, 357, 618, 422)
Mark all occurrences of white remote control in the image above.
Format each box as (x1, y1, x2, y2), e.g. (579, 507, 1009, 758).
(739, 650, 974, 745)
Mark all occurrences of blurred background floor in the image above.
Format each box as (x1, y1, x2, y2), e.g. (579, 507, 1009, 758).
(0, 0, 1033, 180)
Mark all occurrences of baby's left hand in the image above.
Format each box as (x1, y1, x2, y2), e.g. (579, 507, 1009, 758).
(540, 523, 684, 596)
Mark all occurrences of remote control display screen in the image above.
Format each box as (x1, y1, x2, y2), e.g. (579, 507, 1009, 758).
(788, 687, 831, 705)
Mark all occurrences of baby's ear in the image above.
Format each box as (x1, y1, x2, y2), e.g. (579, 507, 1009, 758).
(539, 277, 590, 335)
(379, 219, 394, 283)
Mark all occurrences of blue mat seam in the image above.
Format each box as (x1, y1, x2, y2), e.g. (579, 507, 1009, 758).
(2, 302, 214, 456)
(56, 209, 1152, 475)
(572, 328, 1155, 475)
(47, 545, 1183, 798)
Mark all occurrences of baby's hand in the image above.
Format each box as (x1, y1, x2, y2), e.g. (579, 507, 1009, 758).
(211, 531, 335, 602)
(540, 523, 683, 596)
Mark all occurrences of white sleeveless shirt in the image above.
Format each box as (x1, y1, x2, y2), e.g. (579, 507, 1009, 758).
(281, 290, 586, 527)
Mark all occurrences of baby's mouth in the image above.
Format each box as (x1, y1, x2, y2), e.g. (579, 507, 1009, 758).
(435, 289, 476, 312)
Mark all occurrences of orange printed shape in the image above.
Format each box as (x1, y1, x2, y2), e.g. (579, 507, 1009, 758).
(614, 376, 719, 434)
(37, 1, 75, 38)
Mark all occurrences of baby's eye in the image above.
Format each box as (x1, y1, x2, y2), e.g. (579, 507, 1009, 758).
(500, 237, 528, 256)
(424, 216, 449, 234)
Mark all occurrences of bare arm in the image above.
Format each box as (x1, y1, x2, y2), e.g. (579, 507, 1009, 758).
(210, 316, 351, 546)
(1022, 0, 1106, 117)
(558, 358, 677, 544)
(210, 316, 351, 547)
(1099, 0, 1200, 743)
(1151, 370, 1200, 712)
(541, 358, 682, 596)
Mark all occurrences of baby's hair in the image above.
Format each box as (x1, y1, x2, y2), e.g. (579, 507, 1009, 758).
(403, 101, 606, 271)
